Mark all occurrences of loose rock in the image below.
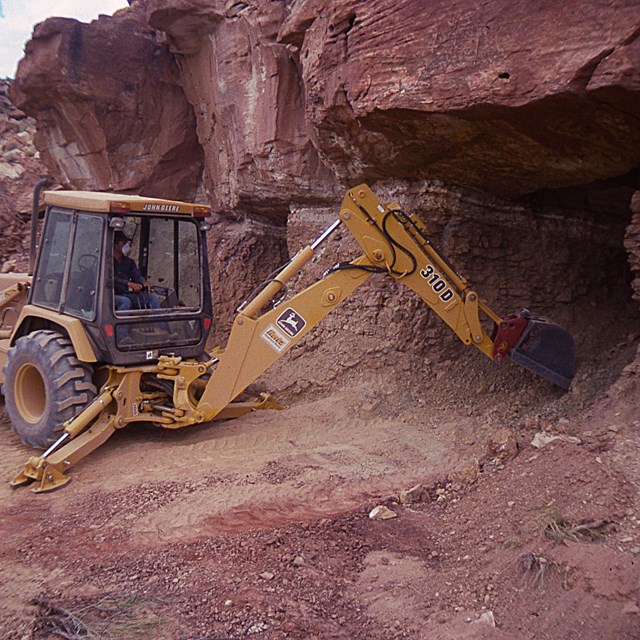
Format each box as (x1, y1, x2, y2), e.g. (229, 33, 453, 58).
(369, 505, 398, 520)
(477, 611, 496, 627)
(399, 484, 428, 504)
(486, 428, 518, 461)
(531, 432, 582, 448)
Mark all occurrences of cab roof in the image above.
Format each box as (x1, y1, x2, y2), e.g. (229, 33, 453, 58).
(43, 190, 211, 217)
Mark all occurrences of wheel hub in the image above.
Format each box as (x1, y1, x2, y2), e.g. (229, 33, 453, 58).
(14, 363, 46, 423)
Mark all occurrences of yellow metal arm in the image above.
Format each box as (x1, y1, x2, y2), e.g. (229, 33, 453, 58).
(196, 186, 502, 420)
(337, 185, 500, 357)
(11, 389, 116, 492)
(197, 254, 373, 420)
(196, 185, 500, 420)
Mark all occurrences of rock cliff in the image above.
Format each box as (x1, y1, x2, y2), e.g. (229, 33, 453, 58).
(0, 80, 42, 270)
(1, 7, 639, 638)
(10, 4, 203, 198)
(291, 0, 640, 195)
(6, 0, 640, 388)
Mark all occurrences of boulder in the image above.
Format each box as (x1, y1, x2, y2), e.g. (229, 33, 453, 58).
(146, 0, 339, 217)
(297, 0, 640, 196)
(10, 5, 203, 199)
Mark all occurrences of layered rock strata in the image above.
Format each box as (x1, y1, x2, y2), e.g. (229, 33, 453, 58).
(7, 0, 640, 385)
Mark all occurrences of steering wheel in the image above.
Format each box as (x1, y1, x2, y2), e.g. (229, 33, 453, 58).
(77, 254, 98, 271)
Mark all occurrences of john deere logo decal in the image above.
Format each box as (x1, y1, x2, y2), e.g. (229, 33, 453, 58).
(276, 308, 306, 337)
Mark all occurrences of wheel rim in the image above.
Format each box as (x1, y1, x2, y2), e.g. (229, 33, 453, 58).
(14, 363, 46, 423)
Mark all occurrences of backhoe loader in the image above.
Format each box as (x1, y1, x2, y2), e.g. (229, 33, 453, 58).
(0, 181, 576, 493)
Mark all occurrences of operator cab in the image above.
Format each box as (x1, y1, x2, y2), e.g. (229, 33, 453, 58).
(28, 191, 213, 365)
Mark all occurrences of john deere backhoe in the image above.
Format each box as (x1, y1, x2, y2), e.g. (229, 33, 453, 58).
(0, 181, 575, 493)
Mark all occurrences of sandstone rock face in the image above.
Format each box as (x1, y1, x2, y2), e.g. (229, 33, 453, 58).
(145, 0, 339, 216)
(10, 5, 203, 199)
(12, 1, 640, 207)
(8, 0, 640, 387)
(295, 0, 640, 196)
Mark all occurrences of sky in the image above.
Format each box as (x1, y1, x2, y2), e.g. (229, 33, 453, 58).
(0, 0, 129, 78)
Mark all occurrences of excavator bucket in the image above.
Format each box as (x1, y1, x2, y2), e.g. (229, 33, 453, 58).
(509, 316, 576, 390)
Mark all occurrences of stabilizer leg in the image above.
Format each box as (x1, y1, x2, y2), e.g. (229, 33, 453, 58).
(11, 413, 117, 493)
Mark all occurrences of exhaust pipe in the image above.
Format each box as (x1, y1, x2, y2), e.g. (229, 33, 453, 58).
(28, 177, 54, 276)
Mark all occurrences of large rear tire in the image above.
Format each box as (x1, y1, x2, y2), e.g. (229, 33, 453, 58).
(3, 330, 96, 449)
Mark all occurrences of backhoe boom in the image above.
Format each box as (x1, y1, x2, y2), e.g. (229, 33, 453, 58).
(197, 185, 508, 420)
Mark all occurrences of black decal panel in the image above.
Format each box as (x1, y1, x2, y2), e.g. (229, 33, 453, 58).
(276, 308, 306, 337)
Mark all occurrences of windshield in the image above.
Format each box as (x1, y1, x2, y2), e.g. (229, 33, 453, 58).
(114, 215, 202, 313)
(112, 215, 204, 351)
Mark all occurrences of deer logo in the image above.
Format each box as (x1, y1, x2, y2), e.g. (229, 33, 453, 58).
(276, 308, 306, 337)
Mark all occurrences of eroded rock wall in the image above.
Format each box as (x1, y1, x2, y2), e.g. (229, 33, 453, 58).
(10, 4, 203, 199)
(145, 0, 339, 217)
(292, 0, 640, 196)
(8, 0, 640, 389)
(13, 1, 640, 207)
(207, 212, 288, 344)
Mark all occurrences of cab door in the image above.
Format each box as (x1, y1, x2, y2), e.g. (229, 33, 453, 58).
(31, 208, 103, 321)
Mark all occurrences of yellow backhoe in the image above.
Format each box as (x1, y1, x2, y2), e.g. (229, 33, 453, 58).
(0, 182, 575, 493)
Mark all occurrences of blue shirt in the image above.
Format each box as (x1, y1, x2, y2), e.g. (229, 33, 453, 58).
(114, 255, 144, 295)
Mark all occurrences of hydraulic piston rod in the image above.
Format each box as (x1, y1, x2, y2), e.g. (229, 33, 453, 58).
(239, 219, 342, 318)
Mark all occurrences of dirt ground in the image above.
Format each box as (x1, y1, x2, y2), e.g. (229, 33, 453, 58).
(1, 316, 639, 640)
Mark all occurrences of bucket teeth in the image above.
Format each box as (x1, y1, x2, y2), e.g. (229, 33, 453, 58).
(511, 318, 576, 390)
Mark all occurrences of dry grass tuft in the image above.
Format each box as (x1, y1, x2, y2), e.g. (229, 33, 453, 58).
(32, 594, 166, 640)
(544, 515, 613, 544)
(32, 598, 98, 640)
(518, 551, 559, 588)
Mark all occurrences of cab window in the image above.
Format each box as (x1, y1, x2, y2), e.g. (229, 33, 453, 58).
(147, 217, 201, 308)
(114, 216, 201, 314)
(65, 215, 103, 320)
(113, 215, 203, 352)
(31, 208, 72, 310)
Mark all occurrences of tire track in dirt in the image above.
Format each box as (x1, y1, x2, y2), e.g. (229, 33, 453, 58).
(1, 393, 460, 548)
(123, 410, 456, 541)
(128, 473, 433, 540)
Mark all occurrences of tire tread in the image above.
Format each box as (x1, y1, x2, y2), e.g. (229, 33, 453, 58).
(3, 330, 97, 448)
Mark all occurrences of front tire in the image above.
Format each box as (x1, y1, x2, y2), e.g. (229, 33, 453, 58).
(3, 330, 96, 449)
